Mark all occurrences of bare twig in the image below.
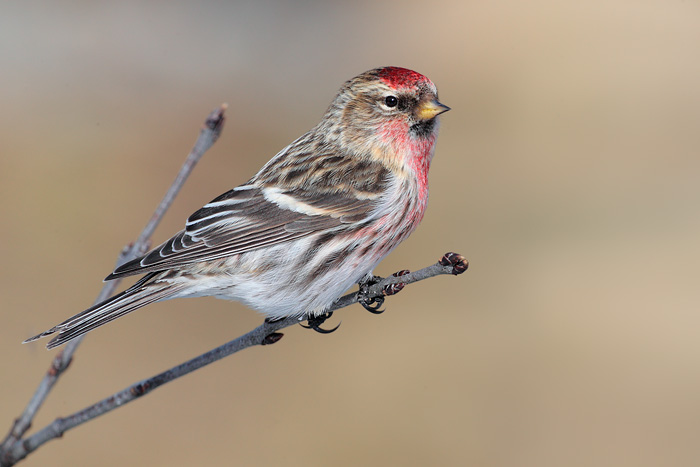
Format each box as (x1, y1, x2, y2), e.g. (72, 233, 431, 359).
(0, 105, 227, 467)
(3, 253, 468, 462)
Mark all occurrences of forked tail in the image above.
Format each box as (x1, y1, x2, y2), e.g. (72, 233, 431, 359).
(24, 273, 183, 349)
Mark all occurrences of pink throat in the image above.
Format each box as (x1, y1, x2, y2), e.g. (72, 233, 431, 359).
(379, 119, 435, 197)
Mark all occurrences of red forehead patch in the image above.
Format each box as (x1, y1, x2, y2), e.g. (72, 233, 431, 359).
(378, 67, 429, 89)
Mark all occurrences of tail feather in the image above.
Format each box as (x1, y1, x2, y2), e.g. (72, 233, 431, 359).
(45, 291, 171, 349)
(23, 273, 184, 349)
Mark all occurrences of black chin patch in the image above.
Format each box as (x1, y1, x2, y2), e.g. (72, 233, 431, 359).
(410, 118, 436, 138)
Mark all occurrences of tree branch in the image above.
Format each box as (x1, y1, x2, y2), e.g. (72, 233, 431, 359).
(0, 104, 228, 467)
(4, 253, 467, 463)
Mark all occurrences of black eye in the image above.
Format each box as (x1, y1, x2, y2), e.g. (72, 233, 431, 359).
(384, 95, 398, 107)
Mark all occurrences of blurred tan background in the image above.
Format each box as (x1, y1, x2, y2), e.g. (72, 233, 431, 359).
(2, 1, 699, 466)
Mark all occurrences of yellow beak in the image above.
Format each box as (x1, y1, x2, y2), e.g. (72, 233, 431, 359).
(416, 99, 451, 120)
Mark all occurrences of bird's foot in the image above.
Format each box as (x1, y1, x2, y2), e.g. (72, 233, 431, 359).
(358, 270, 410, 314)
(358, 275, 385, 314)
(300, 311, 340, 334)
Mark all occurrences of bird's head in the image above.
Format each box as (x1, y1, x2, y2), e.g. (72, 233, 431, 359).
(321, 67, 449, 173)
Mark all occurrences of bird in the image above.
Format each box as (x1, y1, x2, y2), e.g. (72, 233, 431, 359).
(24, 66, 450, 349)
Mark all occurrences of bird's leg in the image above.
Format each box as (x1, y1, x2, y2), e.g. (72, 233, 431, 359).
(358, 270, 410, 314)
(300, 311, 341, 334)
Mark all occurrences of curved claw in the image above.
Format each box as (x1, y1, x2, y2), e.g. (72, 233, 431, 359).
(302, 321, 341, 334)
(300, 311, 341, 334)
(360, 296, 385, 314)
(358, 275, 387, 314)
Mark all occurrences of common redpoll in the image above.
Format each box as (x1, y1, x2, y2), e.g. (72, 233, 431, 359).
(25, 66, 450, 349)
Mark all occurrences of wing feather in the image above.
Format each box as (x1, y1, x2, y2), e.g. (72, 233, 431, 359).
(106, 183, 380, 280)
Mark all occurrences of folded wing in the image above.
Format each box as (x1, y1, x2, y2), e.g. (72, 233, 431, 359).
(106, 183, 380, 280)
